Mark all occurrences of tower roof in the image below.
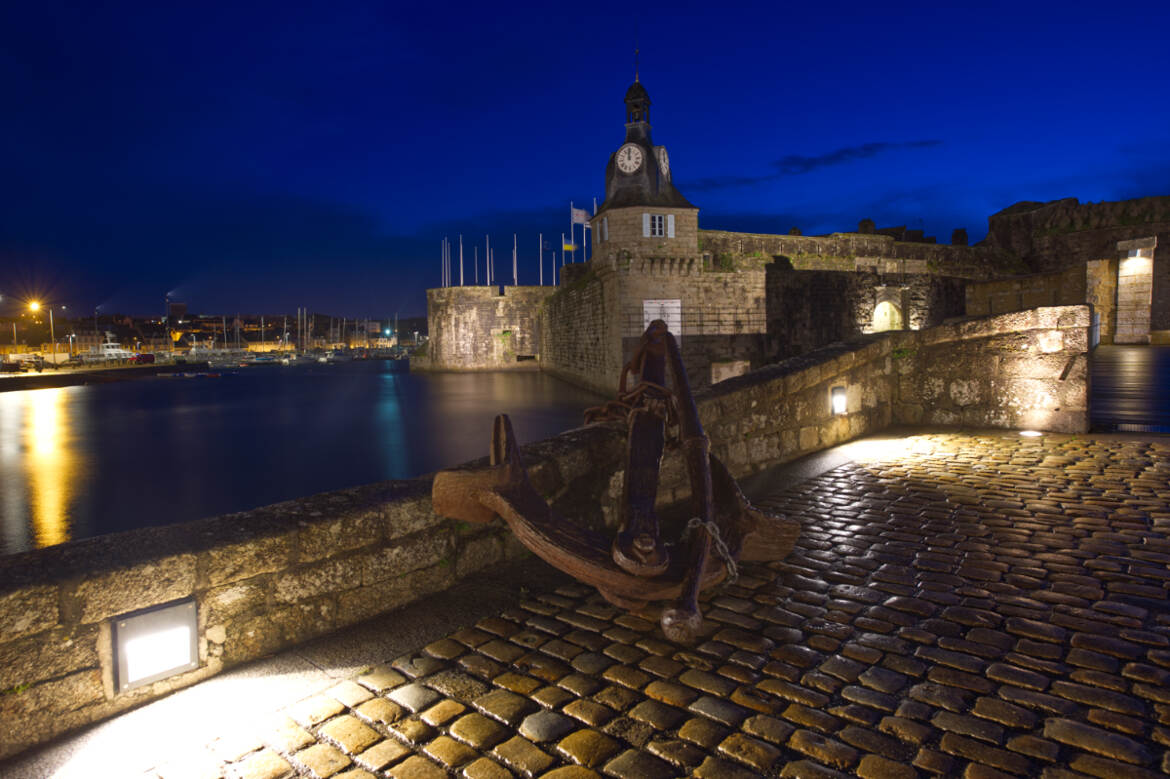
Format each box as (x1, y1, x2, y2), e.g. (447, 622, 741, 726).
(624, 81, 650, 105)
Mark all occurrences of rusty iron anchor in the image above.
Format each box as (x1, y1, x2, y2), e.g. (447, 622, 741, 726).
(431, 321, 799, 643)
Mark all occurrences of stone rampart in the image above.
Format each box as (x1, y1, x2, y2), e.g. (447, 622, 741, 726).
(0, 425, 625, 760)
(698, 229, 1009, 279)
(985, 196, 1170, 270)
(540, 266, 624, 396)
(965, 266, 1087, 318)
(422, 286, 556, 371)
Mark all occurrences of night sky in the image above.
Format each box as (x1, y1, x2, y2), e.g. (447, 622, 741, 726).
(2, 0, 1168, 318)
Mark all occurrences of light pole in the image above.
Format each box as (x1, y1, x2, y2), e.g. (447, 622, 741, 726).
(30, 302, 57, 366)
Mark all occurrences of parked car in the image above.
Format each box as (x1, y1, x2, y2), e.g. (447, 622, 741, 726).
(132, 353, 156, 364)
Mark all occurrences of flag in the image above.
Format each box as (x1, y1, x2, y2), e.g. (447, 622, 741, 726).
(571, 207, 589, 225)
(562, 242, 578, 251)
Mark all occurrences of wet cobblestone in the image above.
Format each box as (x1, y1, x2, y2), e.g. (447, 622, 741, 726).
(168, 431, 1170, 777)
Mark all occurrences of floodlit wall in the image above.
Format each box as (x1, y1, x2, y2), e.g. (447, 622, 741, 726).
(421, 286, 556, 371)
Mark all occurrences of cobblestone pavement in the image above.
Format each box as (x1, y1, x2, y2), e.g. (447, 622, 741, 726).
(119, 432, 1170, 777)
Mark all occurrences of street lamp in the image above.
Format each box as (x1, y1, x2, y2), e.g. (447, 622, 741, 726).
(29, 301, 57, 366)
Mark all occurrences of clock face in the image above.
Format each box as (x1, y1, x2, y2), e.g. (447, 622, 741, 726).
(656, 146, 670, 179)
(616, 144, 644, 174)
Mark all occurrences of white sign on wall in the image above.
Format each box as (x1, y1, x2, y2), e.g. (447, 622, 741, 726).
(642, 299, 682, 337)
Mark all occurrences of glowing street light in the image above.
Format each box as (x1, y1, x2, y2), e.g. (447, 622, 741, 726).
(29, 301, 58, 365)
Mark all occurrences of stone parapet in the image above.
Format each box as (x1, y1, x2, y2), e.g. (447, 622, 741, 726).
(0, 425, 625, 761)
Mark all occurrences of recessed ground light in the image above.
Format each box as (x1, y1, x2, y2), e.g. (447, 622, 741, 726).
(831, 386, 847, 416)
(1019, 430, 1043, 437)
(114, 598, 198, 692)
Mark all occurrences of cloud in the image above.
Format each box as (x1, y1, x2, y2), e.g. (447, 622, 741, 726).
(685, 139, 944, 192)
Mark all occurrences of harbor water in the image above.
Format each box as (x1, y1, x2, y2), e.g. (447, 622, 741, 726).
(0, 362, 604, 555)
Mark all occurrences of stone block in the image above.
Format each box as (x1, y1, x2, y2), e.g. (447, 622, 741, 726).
(297, 511, 383, 564)
(383, 492, 440, 541)
(336, 562, 453, 627)
(362, 532, 451, 586)
(223, 603, 330, 663)
(274, 558, 362, 604)
(0, 668, 103, 720)
(0, 585, 58, 640)
(204, 581, 268, 623)
(202, 534, 293, 587)
(456, 535, 503, 579)
(75, 554, 196, 623)
(0, 625, 99, 691)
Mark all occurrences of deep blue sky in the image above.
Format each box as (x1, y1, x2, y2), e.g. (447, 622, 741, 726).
(2, 0, 1168, 318)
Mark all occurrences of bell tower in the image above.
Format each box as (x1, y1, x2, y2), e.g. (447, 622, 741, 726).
(591, 77, 699, 257)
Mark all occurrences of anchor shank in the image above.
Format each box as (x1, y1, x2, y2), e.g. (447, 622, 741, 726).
(612, 333, 670, 575)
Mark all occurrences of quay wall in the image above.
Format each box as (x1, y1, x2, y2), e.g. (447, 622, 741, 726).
(0, 362, 208, 393)
(0, 425, 625, 761)
(0, 305, 1091, 760)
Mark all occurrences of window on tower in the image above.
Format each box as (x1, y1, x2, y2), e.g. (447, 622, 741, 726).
(650, 214, 665, 237)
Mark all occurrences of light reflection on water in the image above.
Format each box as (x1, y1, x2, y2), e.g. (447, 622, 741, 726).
(0, 365, 603, 555)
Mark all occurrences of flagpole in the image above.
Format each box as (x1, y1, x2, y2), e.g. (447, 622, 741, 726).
(459, 235, 464, 286)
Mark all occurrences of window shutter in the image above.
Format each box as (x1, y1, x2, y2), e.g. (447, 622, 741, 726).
(602, 217, 609, 241)
(667, 214, 676, 238)
(642, 213, 650, 237)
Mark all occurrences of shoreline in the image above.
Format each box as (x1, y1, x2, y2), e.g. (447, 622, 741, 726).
(0, 362, 211, 392)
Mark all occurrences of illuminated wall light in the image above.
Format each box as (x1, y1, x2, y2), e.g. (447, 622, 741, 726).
(831, 386, 847, 416)
(114, 598, 198, 692)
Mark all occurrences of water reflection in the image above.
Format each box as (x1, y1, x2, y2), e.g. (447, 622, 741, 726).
(0, 388, 87, 550)
(0, 366, 601, 555)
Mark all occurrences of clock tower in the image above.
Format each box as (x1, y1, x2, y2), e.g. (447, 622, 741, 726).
(591, 79, 699, 257)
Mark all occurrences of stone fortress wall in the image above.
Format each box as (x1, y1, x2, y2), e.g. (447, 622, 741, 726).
(696, 228, 1008, 279)
(420, 286, 557, 371)
(983, 196, 1170, 333)
(537, 226, 996, 395)
(0, 303, 1091, 760)
(426, 194, 1169, 390)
